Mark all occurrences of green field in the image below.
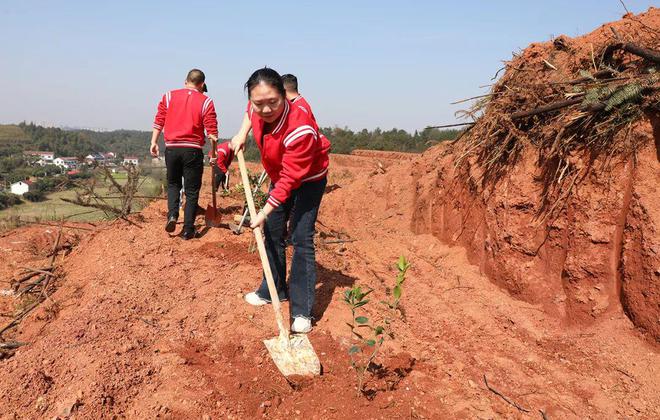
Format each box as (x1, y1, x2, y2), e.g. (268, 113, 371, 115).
(0, 175, 162, 222)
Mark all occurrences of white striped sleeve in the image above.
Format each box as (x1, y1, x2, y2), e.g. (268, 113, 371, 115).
(202, 97, 213, 114)
(267, 195, 282, 207)
(283, 125, 317, 148)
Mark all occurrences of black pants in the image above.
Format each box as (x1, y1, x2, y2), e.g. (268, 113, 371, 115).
(165, 147, 203, 232)
(212, 166, 229, 190)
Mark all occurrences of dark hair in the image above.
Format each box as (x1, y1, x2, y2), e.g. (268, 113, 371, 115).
(281, 74, 298, 92)
(186, 69, 206, 85)
(245, 67, 286, 98)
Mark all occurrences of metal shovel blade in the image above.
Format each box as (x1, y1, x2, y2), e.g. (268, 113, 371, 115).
(204, 206, 222, 227)
(263, 334, 321, 377)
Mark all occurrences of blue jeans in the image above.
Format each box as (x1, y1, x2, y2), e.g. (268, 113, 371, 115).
(256, 178, 327, 319)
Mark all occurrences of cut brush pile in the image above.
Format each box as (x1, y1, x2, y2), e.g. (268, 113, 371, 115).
(412, 8, 660, 340)
(457, 21, 659, 219)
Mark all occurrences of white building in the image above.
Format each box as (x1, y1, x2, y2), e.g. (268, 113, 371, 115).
(10, 181, 31, 196)
(53, 157, 79, 169)
(24, 151, 54, 162)
(123, 156, 139, 166)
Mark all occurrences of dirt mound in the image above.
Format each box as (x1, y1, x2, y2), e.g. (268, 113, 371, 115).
(410, 8, 660, 339)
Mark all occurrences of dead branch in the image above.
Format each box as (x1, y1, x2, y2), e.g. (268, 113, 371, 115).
(602, 42, 660, 66)
(442, 286, 474, 293)
(451, 93, 495, 105)
(12, 269, 49, 287)
(322, 239, 358, 245)
(0, 300, 40, 336)
(425, 122, 476, 130)
(19, 267, 55, 277)
(0, 341, 28, 350)
(483, 375, 531, 413)
(62, 165, 144, 221)
(511, 98, 583, 120)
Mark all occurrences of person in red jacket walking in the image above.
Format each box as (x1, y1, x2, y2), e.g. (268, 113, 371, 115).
(282, 74, 331, 155)
(210, 141, 234, 190)
(150, 69, 218, 239)
(231, 68, 328, 334)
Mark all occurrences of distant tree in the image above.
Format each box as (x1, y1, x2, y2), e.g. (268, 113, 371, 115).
(23, 190, 46, 202)
(0, 192, 22, 209)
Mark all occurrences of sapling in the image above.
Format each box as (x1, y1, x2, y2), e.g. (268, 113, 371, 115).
(343, 255, 410, 397)
(383, 255, 410, 313)
(344, 286, 384, 396)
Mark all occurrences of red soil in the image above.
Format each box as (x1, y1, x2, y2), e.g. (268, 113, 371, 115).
(0, 145, 657, 418)
(1, 9, 659, 419)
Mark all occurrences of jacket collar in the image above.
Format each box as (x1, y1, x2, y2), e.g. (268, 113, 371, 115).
(271, 100, 290, 135)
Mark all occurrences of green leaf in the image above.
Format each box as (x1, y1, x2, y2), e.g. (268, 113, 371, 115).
(365, 339, 376, 347)
(355, 316, 369, 324)
(348, 345, 361, 354)
(397, 255, 406, 271)
(374, 326, 384, 335)
(359, 288, 374, 300)
(393, 285, 401, 300)
(354, 300, 370, 308)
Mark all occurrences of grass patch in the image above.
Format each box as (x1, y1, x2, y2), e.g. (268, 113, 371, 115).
(0, 176, 162, 222)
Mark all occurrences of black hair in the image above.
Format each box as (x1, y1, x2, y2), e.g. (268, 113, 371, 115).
(186, 68, 205, 85)
(245, 67, 286, 98)
(281, 74, 298, 92)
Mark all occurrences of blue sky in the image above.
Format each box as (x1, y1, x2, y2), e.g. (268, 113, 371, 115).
(0, 1, 655, 135)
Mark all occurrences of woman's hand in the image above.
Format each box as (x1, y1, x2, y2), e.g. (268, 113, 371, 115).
(230, 133, 247, 152)
(250, 209, 267, 229)
(250, 203, 274, 230)
(231, 112, 253, 152)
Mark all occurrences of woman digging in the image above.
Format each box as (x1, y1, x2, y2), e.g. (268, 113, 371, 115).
(230, 67, 329, 334)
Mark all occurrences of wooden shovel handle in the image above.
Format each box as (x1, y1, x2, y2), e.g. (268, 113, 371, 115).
(236, 150, 289, 339)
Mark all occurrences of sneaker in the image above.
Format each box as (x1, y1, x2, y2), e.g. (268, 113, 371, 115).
(244, 292, 269, 306)
(165, 216, 177, 233)
(181, 229, 197, 240)
(291, 316, 312, 334)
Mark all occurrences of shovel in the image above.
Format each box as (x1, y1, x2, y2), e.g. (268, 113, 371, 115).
(230, 170, 268, 235)
(205, 162, 222, 227)
(237, 149, 321, 377)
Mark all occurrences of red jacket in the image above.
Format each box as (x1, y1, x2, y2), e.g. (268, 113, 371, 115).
(248, 100, 329, 208)
(153, 88, 218, 149)
(213, 141, 234, 173)
(291, 95, 331, 154)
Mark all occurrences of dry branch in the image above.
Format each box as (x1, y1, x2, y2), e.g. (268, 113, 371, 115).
(483, 374, 530, 413)
(0, 341, 28, 350)
(602, 42, 660, 66)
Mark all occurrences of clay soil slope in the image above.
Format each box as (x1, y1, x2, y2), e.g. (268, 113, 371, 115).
(0, 149, 657, 419)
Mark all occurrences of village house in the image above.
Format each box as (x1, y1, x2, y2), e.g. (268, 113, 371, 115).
(53, 157, 80, 170)
(10, 180, 32, 196)
(123, 156, 139, 166)
(84, 153, 106, 165)
(23, 151, 54, 165)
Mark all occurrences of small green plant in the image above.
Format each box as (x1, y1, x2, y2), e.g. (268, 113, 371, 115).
(382, 255, 410, 313)
(234, 170, 268, 211)
(344, 286, 384, 397)
(344, 255, 410, 397)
